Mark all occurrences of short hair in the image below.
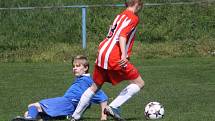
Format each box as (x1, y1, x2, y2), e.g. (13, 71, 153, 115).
(125, 0, 143, 7)
(72, 55, 89, 73)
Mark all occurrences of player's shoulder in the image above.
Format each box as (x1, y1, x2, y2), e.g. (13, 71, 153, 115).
(121, 10, 139, 23)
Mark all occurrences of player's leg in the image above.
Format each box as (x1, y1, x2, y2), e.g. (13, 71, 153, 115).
(71, 83, 99, 120)
(24, 111, 28, 118)
(71, 65, 106, 120)
(129, 75, 145, 88)
(11, 103, 42, 121)
(110, 62, 144, 108)
(25, 103, 42, 119)
(11, 117, 36, 121)
(109, 76, 144, 108)
(105, 76, 144, 121)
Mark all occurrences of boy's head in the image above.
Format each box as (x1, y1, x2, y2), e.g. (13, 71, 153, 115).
(125, 0, 143, 13)
(72, 55, 89, 76)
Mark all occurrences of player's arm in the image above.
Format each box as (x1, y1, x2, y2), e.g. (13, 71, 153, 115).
(99, 101, 108, 121)
(90, 90, 108, 120)
(118, 18, 138, 67)
(118, 36, 128, 67)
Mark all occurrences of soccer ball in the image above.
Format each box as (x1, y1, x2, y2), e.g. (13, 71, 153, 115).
(144, 102, 164, 120)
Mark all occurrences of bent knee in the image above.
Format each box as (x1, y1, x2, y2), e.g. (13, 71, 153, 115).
(24, 111, 28, 117)
(28, 102, 39, 107)
(137, 80, 145, 89)
(131, 76, 145, 88)
(28, 102, 42, 112)
(140, 80, 145, 88)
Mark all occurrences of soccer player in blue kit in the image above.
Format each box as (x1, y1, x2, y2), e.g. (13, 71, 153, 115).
(12, 55, 108, 121)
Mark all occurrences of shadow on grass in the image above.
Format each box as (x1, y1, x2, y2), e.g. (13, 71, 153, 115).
(81, 116, 141, 121)
(125, 117, 142, 121)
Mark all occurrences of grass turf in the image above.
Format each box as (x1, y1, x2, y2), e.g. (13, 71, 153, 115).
(0, 57, 215, 121)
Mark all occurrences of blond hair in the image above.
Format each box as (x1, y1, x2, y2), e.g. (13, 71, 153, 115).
(72, 55, 89, 73)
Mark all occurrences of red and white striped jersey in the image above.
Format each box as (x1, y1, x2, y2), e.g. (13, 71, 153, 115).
(96, 10, 139, 70)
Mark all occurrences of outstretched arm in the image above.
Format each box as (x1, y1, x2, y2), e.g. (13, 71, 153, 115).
(91, 89, 108, 120)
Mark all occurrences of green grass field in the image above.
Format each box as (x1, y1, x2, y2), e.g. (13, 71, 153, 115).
(0, 57, 215, 121)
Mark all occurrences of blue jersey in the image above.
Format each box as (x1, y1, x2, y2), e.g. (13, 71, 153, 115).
(64, 75, 107, 103)
(39, 74, 108, 117)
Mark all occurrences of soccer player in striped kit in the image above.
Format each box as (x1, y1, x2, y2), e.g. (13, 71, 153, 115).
(71, 0, 144, 120)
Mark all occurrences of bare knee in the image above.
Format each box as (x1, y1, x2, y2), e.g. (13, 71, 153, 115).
(28, 102, 40, 108)
(90, 83, 101, 92)
(24, 111, 28, 117)
(28, 102, 42, 112)
(130, 76, 145, 88)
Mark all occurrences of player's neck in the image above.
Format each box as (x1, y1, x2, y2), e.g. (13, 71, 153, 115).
(126, 7, 137, 14)
(127, 7, 135, 13)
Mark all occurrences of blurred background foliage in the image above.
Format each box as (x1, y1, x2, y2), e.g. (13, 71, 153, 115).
(0, 0, 214, 62)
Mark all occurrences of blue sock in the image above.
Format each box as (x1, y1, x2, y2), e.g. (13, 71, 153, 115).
(27, 106, 38, 119)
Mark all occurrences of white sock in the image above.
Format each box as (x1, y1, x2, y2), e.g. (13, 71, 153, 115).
(72, 88, 95, 119)
(109, 84, 141, 108)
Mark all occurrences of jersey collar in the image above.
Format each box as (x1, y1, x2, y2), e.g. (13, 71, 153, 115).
(82, 73, 90, 77)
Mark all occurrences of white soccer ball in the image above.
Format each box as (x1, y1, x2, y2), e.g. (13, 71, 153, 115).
(144, 101, 164, 120)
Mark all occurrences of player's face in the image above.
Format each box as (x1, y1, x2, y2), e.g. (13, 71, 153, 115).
(134, 2, 143, 13)
(72, 60, 88, 76)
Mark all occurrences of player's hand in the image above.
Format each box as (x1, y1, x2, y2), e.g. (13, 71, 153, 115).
(118, 55, 128, 68)
(100, 114, 107, 121)
(100, 117, 107, 121)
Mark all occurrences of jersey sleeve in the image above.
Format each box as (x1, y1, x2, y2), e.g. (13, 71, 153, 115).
(90, 90, 108, 104)
(120, 18, 138, 38)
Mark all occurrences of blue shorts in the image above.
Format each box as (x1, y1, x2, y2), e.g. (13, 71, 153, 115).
(39, 97, 78, 117)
